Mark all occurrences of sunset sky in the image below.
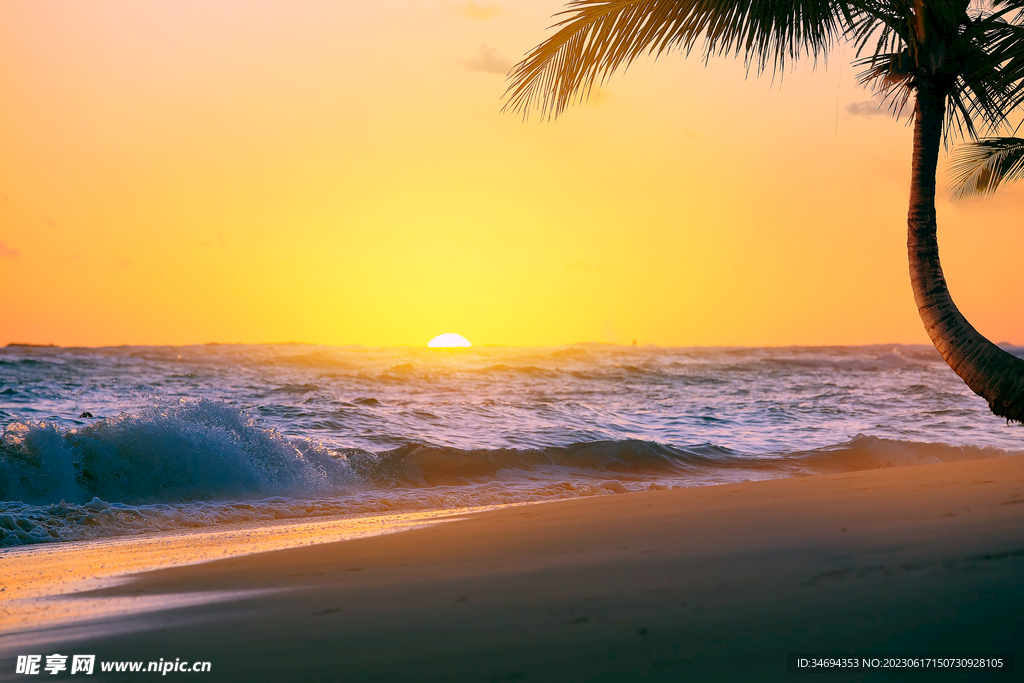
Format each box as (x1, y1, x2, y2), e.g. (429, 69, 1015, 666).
(2, 0, 1022, 348)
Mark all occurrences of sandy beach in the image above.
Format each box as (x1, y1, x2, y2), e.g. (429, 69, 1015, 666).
(2, 455, 1022, 681)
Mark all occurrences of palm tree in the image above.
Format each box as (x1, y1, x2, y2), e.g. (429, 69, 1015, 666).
(505, 0, 1024, 422)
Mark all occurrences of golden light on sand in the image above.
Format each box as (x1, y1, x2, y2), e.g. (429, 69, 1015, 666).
(428, 333, 471, 348)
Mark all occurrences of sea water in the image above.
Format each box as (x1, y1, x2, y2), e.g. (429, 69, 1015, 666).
(2, 343, 1022, 546)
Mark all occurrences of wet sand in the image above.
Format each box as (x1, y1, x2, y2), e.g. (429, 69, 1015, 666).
(2, 455, 1023, 681)
(0, 508, 480, 636)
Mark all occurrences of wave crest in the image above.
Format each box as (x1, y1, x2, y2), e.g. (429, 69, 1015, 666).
(2, 399, 1019, 547)
(0, 399, 356, 506)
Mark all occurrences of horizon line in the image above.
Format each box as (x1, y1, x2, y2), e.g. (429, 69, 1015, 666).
(6, 340, 1020, 351)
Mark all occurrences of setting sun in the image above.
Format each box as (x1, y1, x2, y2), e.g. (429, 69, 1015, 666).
(428, 333, 472, 348)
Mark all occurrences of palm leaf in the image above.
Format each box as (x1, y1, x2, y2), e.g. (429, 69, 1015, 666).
(992, 0, 1024, 24)
(503, 0, 860, 119)
(949, 136, 1024, 198)
(849, 6, 1022, 141)
(982, 21, 1024, 110)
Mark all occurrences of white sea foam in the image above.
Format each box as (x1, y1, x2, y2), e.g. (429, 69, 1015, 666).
(2, 343, 1021, 546)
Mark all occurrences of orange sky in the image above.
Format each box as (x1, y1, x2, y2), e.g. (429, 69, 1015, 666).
(1, 0, 1022, 347)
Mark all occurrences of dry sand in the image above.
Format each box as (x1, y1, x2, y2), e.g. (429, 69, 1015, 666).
(2, 456, 1023, 681)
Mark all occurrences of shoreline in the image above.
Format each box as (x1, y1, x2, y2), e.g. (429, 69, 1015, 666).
(2, 455, 1023, 681)
(0, 506, 504, 635)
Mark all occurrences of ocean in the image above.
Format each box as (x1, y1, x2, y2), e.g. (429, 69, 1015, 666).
(2, 343, 1022, 547)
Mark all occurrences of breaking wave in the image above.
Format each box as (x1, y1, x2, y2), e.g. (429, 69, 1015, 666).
(1, 398, 1018, 547)
(0, 399, 356, 506)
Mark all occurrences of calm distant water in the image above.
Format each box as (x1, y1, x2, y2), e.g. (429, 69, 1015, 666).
(2, 343, 1022, 546)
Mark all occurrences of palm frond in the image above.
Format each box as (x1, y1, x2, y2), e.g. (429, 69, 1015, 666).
(949, 136, 1024, 198)
(503, 0, 859, 119)
(992, 0, 1024, 24)
(847, 4, 906, 58)
(852, 49, 916, 117)
(850, 6, 1022, 142)
(505, 0, 1024, 141)
(954, 17, 1024, 137)
(982, 22, 1024, 110)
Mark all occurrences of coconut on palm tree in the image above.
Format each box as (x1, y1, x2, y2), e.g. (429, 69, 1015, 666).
(505, 0, 1024, 422)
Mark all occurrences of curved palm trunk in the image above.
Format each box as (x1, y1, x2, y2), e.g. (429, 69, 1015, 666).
(909, 82, 1024, 422)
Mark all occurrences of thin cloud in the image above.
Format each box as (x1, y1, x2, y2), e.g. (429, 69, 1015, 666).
(0, 241, 21, 258)
(461, 44, 512, 75)
(845, 100, 888, 117)
(456, 2, 503, 20)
